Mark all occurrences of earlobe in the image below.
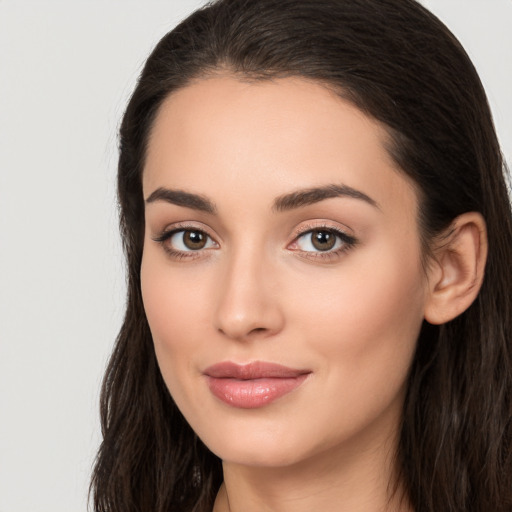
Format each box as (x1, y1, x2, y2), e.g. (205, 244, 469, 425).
(424, 212, 488, 325)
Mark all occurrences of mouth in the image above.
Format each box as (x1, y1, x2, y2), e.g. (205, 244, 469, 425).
(203, 361, 311, 409)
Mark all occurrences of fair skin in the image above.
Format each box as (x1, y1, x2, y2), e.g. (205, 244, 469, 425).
(140, 76, 487, 512)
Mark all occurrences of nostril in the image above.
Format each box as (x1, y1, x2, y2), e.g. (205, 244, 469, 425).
(217, 325, 269, 339)
(249, 327, 267, 334)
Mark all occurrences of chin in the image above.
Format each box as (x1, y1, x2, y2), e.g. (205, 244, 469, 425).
(196, 417, 329, 470)
(210, 442, 306, 469)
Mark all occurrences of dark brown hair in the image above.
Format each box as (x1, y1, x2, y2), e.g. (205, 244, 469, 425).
(90, 1, 512, 510)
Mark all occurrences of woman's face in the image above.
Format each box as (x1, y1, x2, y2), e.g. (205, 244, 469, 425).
(141, 76, 430, 468)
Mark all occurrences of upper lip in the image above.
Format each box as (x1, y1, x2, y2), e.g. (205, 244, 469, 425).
(204, 361, 310, 380)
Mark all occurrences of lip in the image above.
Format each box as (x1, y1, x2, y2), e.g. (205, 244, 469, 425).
(204, 361, 311, 409)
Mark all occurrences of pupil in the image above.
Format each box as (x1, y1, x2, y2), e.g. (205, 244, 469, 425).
(312, 230, 335, 251)
(184, 230, 206, 250)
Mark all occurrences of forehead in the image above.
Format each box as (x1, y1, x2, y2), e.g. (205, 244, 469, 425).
(143, 75, 417, 218)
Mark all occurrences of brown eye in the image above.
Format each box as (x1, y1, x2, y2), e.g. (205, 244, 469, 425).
(311, 230, 336, 251)
(161, 229, 217, 252)
(294, 227, 355, 254)
(183, 230, 207, 250)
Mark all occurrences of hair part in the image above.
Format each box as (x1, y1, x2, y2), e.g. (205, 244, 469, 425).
(91, 1, 512, 510)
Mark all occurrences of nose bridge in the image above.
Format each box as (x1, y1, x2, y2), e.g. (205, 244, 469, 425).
(214, 242, 283, 340)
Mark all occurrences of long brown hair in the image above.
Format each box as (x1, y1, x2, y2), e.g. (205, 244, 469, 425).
(90, 1, 512, 510)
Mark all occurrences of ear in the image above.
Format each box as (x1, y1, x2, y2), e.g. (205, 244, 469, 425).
(424, 212, 488, 325)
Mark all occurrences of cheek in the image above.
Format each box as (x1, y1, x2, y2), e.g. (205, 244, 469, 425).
(290, 241, 426, 415)
(300, 229, 425, 340)
(140, 251, 207, 388)
(141, 239, 215, 334)
(139, 233, 427, 464)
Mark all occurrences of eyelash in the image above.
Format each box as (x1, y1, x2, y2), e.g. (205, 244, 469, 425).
(152, 223, 357, 262)
(291, 224, 358, 262)
(152, 223, 216, 260)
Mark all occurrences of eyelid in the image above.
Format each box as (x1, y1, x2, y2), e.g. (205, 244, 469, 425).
(287, 221, 358, 260)
(292, 220, 354, 238)
(151, 222, 219, 259)
(150, 220, 357, 262)
(152, 221, 218, 241)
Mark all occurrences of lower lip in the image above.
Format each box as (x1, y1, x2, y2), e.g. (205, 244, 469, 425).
(206, 375, 309, 409)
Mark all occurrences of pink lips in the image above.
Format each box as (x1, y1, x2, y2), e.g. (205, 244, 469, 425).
(204, 361, 311, 409)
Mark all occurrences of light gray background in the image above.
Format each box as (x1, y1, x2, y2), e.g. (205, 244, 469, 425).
(0, 1, 510, 511)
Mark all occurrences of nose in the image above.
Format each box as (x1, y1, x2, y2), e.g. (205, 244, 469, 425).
(213, 249, 285, 341)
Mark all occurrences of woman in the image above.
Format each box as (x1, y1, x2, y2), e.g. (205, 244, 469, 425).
(90, 0, 512, 510)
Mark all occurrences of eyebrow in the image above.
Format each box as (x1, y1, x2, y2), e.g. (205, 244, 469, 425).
(145, 183, 378, 215)
(272, 184, 379, 212)
(145, 187, 217, 214)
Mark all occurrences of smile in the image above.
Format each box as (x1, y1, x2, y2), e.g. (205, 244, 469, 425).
(204, 361, 311, 409)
